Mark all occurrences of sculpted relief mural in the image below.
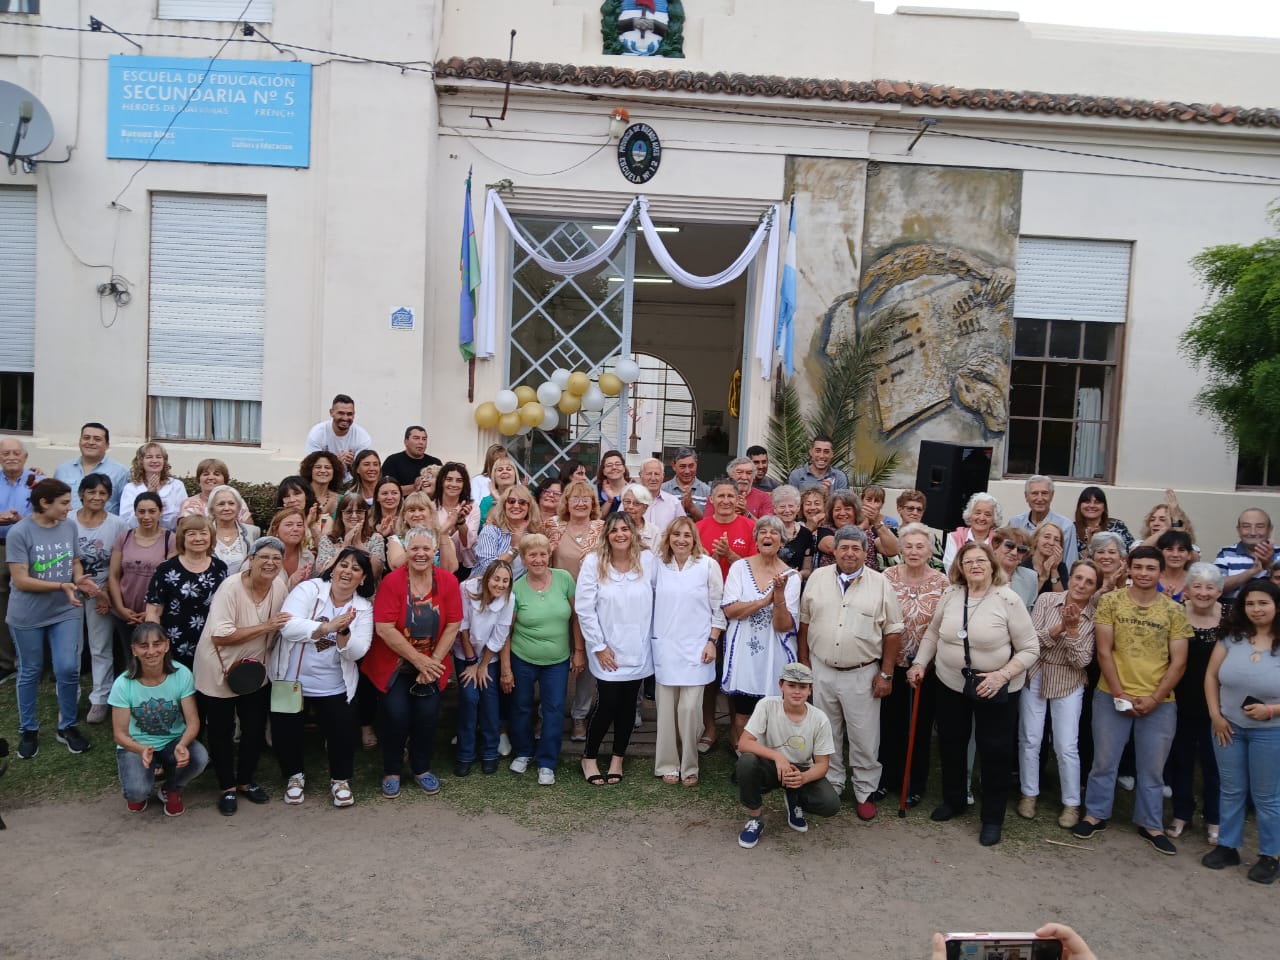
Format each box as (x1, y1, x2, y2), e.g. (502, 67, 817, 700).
(787, 159, 1022, 482)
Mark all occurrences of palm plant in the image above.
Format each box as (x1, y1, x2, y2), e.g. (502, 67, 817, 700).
(766, 319, 900, 486)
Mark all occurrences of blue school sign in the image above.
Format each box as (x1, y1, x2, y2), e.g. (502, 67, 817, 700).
(106, 56, 312, 168)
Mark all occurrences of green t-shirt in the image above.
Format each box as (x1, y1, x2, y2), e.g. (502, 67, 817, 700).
(511, 567, 575, 666)
(1095, 589, 1191, 700)
(108, 663, 196, 750)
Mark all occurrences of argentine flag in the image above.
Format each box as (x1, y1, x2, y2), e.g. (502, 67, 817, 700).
(775, 201, 797, 377)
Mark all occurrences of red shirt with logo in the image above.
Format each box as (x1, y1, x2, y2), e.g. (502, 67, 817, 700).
(697, 515, 757, 578)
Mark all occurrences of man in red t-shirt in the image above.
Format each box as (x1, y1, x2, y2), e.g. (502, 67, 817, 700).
(730, 456, 774, 520)
(698, 477, 758, 578)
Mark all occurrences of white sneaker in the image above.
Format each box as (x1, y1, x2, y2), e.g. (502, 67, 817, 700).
(1118, 775, 1136, 792)
(634, 709, 643, 729)
(330, 779, 354, 808)
(537, 767, 556, 785)
(509, 755, 531, 774)
(284, 773, 305, 805)
(498, 732, 512, 757)
(1161, 783, 1173, 798)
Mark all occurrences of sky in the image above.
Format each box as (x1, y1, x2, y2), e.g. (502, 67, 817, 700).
(874, 0, 1280, 38)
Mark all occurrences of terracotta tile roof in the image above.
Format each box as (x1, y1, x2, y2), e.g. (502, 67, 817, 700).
(435, 57, 1280, 128)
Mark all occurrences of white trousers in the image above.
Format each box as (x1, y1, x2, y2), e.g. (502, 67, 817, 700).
(84, 604, 117, 706)
(654, 683, 704, 779)
(1018, 672, 1084, 806)
(812, 657, 881, 801)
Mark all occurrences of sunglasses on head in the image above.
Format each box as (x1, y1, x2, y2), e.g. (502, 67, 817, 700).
(999, 539, 1031, 554)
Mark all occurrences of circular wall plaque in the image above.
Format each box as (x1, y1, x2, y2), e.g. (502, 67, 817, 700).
(617, 123, 661, 184)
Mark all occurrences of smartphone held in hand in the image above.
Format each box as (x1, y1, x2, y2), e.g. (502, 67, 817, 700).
(944, 933, 1064, 960)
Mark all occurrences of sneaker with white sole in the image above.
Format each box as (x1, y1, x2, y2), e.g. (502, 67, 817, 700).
(738, 817, 765, 848)
(284, 773, 305, 805)
(509, 755, 531, 774)
(498, 732, 512, 757)
(160, 787, 185, 817)
(1117, 775, 1135, 791)
(330, 779, 354, 807)
(55, 726, 90, 754)
(785, 791, 808, 833)
(17, 730, 37, 759)
(537, 767, 555, 785)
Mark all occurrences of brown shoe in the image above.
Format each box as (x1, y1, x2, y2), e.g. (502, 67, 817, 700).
(1017, 795, 1037, 820)
(1058, 805, 1080, 829)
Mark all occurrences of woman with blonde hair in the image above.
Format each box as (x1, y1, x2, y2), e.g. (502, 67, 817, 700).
(477, 456, 520, 531)
(544, 476, 605, 740)
(119, 442, 188, 530)
(576, 512, 655, 786)
(474, 485, 541, 579)
(267, 507, 315, 589)
(386, 491, 458, 575)
(652, 516, 724, 786)
(144, 514, 228, 667)
(1024, 520, 1069, 598)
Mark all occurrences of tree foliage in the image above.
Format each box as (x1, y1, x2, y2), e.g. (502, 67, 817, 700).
(766, 319, 899, 486)
(1180, 204, 1280, 460)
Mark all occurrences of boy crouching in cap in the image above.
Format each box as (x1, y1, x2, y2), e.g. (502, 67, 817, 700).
(735, 662, 839, 848)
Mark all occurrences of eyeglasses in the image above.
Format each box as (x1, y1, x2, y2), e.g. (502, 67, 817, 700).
(998, 539, 1031, 555)
(961, 557, 990, 566)
(569, 496, 593, 505)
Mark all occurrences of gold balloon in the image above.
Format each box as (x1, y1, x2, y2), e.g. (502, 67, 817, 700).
(566, 371, 590, 396)
(598, 372, 623, 397)
(514, 385, 538, 406)
(557, 392, 582, 415)
(474, 402, 500, 429)
(497, 412, 522, 436)
(519, 401, 544, 427)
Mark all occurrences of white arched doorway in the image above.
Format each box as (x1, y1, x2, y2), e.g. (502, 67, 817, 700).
(572, 351, 695, 462)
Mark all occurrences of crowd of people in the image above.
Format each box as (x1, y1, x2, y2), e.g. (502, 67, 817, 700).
(1, 402, 1277, 883)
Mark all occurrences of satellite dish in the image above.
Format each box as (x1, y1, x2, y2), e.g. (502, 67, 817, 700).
(0, 80, 55, 169)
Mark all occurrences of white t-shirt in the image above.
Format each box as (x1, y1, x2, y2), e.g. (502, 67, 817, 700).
(744, 697, 834, 767)
(305, 420, 373, 482)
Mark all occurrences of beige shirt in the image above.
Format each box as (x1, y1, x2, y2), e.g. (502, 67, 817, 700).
(916, 584, 1039, 694)
(799, 565, 905, 668)
(193, 571, 288, 698)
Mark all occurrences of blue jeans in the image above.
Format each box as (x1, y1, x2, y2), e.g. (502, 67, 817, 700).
(454, 656, 500, 763)
(380, 671, 440, 777)
(510, 654, 568, 770)
(13, 617, 83, 733)
(1215, 721, 1280, 854)
(1084, 689, 1176, 831)
(116, 739, 210, 802)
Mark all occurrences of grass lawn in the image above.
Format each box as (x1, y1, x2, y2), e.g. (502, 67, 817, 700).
(0, 678, 1145, 848)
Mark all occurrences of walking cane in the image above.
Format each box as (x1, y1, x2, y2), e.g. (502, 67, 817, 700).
(898, 681, 922, 818)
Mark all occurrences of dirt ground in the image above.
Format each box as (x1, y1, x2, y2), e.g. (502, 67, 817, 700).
(2, 791, 1273, 960)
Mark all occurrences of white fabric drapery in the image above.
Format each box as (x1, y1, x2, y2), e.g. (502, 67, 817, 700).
(478, 189, 783, 378)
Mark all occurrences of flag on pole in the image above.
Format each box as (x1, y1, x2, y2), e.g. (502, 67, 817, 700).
(459, 172, 481, 361)
(775, 198, 797, 377)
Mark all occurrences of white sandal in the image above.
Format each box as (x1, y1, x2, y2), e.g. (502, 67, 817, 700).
(331, 778, 354, 808)
(284, 773, 305, 805)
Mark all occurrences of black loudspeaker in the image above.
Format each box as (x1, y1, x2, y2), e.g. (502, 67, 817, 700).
(914, 441, 993, 532)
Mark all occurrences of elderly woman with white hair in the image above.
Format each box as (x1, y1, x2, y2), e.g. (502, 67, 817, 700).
(1168, 561, 1224, 841)
(620, 482, 660, 549)
(1089, 530, 1130, 594)
(771, 483, 814, 577)
(208, 484, 260, 575)
(941, 492, 1003, 571)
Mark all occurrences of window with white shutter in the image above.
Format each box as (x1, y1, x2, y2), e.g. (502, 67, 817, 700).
(157, 0, 272, 22)
(1006, 237, 1131, 481)
(0, 188, 36, 432)
(148, 193, 265, 445)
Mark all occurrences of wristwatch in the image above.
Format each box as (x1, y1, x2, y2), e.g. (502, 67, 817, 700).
(878, 671, 893, 682)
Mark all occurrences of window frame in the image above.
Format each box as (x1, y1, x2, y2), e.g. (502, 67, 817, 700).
(1004, 316, 1124, 483)
(148, 395, 262, 447)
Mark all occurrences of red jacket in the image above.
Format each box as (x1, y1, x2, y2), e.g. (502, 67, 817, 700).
(360, 565, 463, 693)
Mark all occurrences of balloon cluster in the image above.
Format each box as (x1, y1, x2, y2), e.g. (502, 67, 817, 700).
(473, 358, 642, 436)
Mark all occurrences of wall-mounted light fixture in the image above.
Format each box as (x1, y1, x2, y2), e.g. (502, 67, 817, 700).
(608, 107, 631, 143)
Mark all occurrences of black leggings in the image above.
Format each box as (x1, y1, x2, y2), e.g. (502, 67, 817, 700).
(271, 693, 357, 781)
(199, 687, 270, 791)
(583, 677, 643, 760)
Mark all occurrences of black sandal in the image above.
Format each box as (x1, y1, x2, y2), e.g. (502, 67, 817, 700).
(605, 772, 624, 785)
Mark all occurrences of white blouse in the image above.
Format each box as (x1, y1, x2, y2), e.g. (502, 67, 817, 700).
(119, 478, 189, 531)
(576, 551, 656, 682)
(275, 578, 374, 703)
(455, 578, 514, 660)
(652, 554, 726, 687)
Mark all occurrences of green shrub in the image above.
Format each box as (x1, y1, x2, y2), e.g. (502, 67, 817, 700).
(177, 476, 282, 530)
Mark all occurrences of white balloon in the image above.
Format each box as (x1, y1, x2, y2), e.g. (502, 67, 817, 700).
(540, 408, 560, 431)
(494, 390, 519, 414)
(517, 424, 533, 436)
(550, 368, 572, 389)
(614, 357, 641, 384)
(536, 381, 562, 406)
(582, 384, 606, 412)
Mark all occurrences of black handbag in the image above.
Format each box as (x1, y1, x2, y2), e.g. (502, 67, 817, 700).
(959, 587, 1010, 704)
